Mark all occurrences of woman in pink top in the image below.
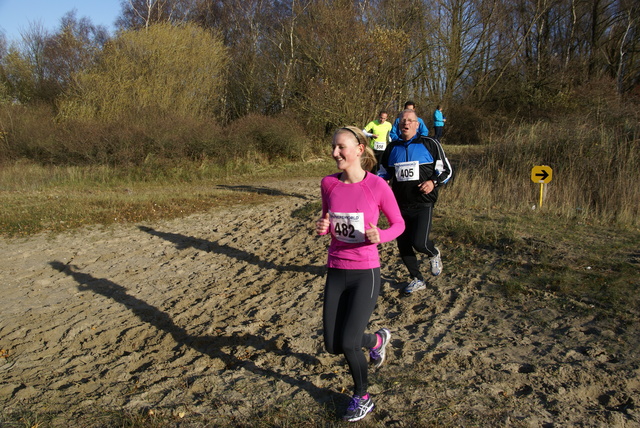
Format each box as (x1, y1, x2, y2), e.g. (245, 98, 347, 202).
(315, 126, 405, 422)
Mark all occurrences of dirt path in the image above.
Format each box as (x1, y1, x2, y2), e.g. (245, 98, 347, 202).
(1, 178, 638, 426)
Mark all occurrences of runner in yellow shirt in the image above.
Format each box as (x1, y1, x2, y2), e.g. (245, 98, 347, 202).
(363, 111, 392, 171)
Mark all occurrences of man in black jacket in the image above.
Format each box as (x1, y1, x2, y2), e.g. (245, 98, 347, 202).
(378, 109, 453, 294)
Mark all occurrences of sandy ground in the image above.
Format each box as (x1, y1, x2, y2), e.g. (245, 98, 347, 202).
(1, 178, 639, 427)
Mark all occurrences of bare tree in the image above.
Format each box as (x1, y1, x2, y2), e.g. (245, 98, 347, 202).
(116, 0, 191, 30)
(290, 0, 412, 132)
(1, 21, 50, 103)
(43, 11, 109, 99)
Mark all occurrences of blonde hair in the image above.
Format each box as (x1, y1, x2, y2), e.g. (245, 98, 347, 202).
(334, 126, 377, 172)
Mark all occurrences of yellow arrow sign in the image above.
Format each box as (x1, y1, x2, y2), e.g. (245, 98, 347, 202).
(531, 165, 552, 183)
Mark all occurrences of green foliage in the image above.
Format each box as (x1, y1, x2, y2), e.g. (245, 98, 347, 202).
(58, 23, 228, 122)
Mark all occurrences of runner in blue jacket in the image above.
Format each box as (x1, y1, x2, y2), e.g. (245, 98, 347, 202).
(378, 109, 453, 295)
(433, 105, 446, 140)
(388, 100, 429, 141)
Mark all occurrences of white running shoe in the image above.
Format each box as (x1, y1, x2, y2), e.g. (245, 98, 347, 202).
(430, 248, 442, 276)
(369, 328, 391, 369)
(343, 394, 374, 422)
(404, 278, 426, 294)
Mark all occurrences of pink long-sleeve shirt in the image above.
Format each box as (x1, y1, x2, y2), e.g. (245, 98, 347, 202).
(320, 172, 405, 270)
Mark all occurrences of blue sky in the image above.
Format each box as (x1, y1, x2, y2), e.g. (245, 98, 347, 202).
(0, 0, 122, 43)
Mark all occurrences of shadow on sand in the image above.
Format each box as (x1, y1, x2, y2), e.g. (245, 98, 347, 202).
(49, 261, 339, 411)
(137, 226, 325, 276)
(215, 184, 309, 201)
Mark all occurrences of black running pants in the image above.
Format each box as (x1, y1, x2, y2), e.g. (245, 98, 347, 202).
(396, 203, 438, 281)
(323, 267, 380, 396)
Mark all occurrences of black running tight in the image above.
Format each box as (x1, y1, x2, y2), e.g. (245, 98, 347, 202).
(323, 267, 380, 396)
(396, 203, 438, 280)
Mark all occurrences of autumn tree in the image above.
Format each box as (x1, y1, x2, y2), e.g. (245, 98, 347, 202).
(0, 22, 49, 104)
(0, 13, 108, 105)
(291, 0, 410, 133)
(58, 22, 228, 122)
(43, 11, 109, 100)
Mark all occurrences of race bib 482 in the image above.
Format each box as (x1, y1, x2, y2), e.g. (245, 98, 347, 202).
(330, 211, 365, 243)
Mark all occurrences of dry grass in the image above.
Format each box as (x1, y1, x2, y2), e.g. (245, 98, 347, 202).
(2, 147, 637, 318)
(0, 159, 333, 237)
(443, 118, 639, 227)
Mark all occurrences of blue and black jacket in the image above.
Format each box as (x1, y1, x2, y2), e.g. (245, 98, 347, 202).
(378, 135, 452, 205)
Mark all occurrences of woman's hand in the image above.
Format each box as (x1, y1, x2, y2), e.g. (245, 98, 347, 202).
(316, 212, 330, 235)
(366, 223, 380, 244)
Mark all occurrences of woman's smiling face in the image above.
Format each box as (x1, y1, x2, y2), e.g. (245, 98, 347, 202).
(332, 131, 363, 170)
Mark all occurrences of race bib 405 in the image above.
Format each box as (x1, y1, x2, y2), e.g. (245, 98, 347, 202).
(394, 161, 419, 182)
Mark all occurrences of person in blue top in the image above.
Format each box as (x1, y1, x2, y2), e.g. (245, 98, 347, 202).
(378, 109, 453, 295)
(433, 105, 446, 140)
(389, 101, 429, 141)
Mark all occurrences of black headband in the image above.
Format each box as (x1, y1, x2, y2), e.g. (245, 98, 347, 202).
(340, 127, 364, 145)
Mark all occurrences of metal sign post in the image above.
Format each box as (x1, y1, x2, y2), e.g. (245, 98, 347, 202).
(531, 165, 553, 208)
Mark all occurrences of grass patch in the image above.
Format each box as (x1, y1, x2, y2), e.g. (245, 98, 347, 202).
(0, 159, 335, 237)
(0, 407, 56, 428)
(436, 201, 640, 319)
(2, 152, 638, 313)
(3, 154, 637, 318)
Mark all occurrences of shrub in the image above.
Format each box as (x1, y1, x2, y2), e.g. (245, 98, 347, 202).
(2, 98, 313, 167)
(0, 103, 58, 163)
(444, 105, 483, 145)
(58, 23, 228, 122)
(222, 113, 311, 162)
